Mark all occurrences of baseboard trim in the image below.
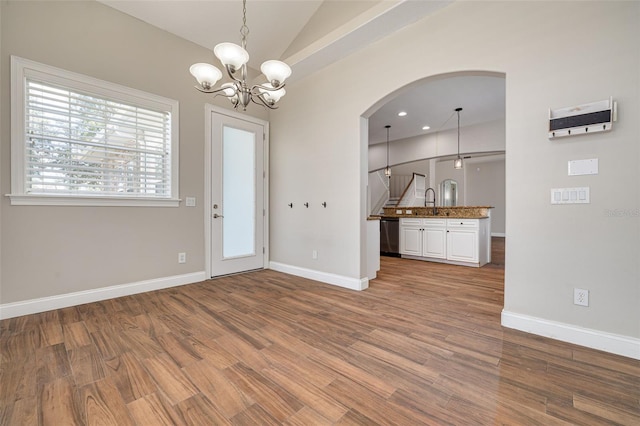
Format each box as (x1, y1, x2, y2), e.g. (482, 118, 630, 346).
(0, 271, 207, 320)
(269, 262, 368, 291)
(501, 310, 640, 360)
(492, 232, 506, 237)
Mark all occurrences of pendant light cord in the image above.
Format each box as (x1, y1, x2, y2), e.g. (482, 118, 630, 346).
(457, 109, 460, 155)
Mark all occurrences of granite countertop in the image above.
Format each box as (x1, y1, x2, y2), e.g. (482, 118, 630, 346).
(378, 206, 493, 219)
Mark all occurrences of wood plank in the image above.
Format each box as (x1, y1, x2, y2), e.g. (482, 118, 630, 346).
(39, 377, 84, 426)
(126, 392, 184, 426)
(79, 378, 135, 426)
(223, 362, 303, 422)
(260, 363, 349, 422)
(183, 359, 253, 418)
(283, 407, 334, 426)
(67, 344, 106, 387)
(62, 322, 92, 349)
(5, 396, 38, 425)
(2, 242, 639, 425)
(142, 352, 199, 405)
(174, 393, 232, 426)
(573, 393, 640, 425)
(155, 332, 203, 368)
(104, 351, 157, 404)
(36, 343, 72, 385)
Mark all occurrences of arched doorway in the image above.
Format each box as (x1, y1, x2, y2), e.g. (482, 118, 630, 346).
(362, 70, 506, 276)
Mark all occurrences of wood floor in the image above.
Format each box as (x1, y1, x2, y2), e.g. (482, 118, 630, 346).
(1, 238, 639, 425)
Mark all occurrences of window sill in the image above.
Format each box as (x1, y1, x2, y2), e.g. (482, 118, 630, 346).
(6, 194, 181, 207)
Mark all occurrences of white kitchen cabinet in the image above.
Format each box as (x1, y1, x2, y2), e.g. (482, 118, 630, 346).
(446, 219, 479, 263)
(399, 218, 446, 258)
(423, 219, 447, 259)
(400, 217, 490, 267)
(399, 218, 422, 256)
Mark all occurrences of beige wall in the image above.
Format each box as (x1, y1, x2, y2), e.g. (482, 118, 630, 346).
(0, 1, 265, 304)
(271, 1, 639, 341)
(465, 158, 505, 235)
(369, 118, 505, 172)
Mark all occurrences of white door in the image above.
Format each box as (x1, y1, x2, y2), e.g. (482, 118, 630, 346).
(210, 111, 266, 277)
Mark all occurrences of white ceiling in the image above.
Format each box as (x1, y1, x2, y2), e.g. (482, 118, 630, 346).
(99, 1, 503, 146)
(99, 0, 324, 66)
(368, 74, 506, 145)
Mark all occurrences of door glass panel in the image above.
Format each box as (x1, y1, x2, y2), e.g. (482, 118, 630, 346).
(222, 125, 255, 258)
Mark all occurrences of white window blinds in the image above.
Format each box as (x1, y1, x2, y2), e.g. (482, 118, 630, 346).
(25, 79, 172, 197)
(10, 56, 179, 206)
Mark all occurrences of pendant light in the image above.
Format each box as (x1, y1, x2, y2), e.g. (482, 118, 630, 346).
(454, 107, 463, 169)
(384, 125, 392, 177)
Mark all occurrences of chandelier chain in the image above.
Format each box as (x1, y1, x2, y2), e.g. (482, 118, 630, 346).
(240, 0, 249, 49)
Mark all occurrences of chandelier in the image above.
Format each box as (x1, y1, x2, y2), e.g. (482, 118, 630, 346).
(189, 0, 292, 111)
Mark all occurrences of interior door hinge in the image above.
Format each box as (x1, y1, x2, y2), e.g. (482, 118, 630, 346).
(263, 209, 265, 216)
(263, 247, 265, 254)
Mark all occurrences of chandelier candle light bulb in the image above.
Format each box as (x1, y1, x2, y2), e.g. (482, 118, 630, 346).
(189, 0, 291, 111)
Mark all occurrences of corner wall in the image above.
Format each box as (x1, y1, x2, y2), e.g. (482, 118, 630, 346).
(270, 1, 639, 357)
(0, 1, 266, 314)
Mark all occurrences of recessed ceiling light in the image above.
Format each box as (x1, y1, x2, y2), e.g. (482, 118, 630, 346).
(422, 125, 430, 130)
(398, 111, 407, 117)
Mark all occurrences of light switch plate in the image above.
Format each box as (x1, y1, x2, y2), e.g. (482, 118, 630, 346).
(551, 187, 590, 204)
(186, 197, 196, 207)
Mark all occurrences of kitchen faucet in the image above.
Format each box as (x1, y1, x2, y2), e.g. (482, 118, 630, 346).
(424, 187, 437, 216)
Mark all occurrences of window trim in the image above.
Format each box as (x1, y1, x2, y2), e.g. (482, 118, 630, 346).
(9, 56, 180, 207)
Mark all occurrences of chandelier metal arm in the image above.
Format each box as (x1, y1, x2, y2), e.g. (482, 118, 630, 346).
(193, 85, 233, 95)
(252, 94, 278, 110)
(251, 82, 286, 92)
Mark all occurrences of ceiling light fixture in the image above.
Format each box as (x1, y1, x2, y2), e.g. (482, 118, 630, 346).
(384, 125, 392, 178)
(189, 0, 291, 111)
(398, 111, 407, 117)
(422, 125, 430, 130)
(454, 107, 464, 169)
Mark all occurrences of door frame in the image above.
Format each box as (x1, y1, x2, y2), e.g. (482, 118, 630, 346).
(204, 104, 269, 278)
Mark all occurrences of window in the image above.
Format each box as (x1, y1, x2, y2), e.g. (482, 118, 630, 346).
(10, 56, 179, 206)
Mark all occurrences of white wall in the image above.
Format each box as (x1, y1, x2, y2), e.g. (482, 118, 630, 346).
(270, 1, 639, 354)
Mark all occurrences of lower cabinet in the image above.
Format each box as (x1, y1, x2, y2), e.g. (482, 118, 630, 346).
(400, 217, 489, 267)
(399, 218, 446, 259)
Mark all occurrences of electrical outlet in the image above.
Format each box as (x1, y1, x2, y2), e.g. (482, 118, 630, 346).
(312, 250, 318, 260)
(574, 288, 589, 307)
(178, 252, 186, 264)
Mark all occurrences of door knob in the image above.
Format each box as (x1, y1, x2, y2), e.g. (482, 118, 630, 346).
(213, 213, 224, 218)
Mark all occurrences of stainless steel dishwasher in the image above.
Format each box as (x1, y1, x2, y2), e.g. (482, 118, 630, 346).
(380, 217, 400, 257)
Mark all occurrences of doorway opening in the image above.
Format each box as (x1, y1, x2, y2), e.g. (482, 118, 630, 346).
(362, 70, 506, 275)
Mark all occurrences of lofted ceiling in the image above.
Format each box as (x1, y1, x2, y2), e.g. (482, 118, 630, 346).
(98, 1, 503, 147)
(99, 0, 324, 67)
